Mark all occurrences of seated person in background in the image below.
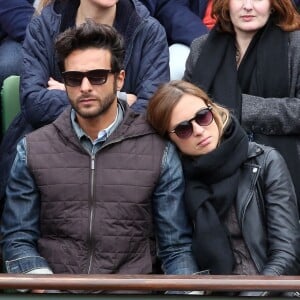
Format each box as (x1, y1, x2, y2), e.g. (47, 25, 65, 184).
(0, 0, 35, 89)
(0, 0, 35, 136)
(147, 80, 300, 296)
(140, 0, 215, 79)
(0, 0, 169, 208)
(1, 22, 198, 294)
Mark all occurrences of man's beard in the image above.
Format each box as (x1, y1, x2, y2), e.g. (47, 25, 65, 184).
(73, 79, 117, 119)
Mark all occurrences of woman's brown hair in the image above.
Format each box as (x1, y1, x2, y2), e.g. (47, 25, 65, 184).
(213, 0, 300, 33)
(147, 80, 230, 139)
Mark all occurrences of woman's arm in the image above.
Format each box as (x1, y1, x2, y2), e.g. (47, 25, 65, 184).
(261, 148, 300, 275)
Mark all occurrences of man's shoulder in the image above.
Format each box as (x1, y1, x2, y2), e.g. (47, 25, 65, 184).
(26, 108, 70, 142)
(120, 107, 166, 143)
(123, 108, 159, 134)
(25, 122, 56, 143)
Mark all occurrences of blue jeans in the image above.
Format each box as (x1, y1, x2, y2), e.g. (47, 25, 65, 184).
(0, 37, 23, 87)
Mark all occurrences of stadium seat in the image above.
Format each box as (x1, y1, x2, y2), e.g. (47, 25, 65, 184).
(0, 75, 20, 134)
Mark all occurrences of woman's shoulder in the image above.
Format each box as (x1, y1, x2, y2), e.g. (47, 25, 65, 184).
(186, 33, 209, 65)
(247, 142, 287, 170)
(190, 34, 209, 50)
(288, 30, 300, 49)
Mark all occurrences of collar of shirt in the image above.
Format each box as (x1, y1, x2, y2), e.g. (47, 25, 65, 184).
(70, 103, 124, 154)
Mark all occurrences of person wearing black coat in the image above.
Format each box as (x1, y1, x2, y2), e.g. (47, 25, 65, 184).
(147, 80, 300, 296)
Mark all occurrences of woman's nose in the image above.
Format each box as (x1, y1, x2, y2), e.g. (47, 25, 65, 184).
(242, 0, 254, 10)
(191, 120, 205, 136)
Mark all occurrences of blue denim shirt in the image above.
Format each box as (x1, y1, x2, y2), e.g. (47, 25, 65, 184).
(1, 108, 198, 276)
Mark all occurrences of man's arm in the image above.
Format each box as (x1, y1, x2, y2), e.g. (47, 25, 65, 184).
(1, 138, 52, 274)
(152, 142, 199, 275)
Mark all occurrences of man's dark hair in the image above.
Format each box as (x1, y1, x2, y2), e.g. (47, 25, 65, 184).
(55, 19, 125, 72)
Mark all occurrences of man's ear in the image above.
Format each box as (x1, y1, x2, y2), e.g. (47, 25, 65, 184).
(116, 70, 125, 91)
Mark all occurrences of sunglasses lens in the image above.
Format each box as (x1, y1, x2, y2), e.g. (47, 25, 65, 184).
(63, 72, 83, 87)
(171, 108, 213, 139)
(87, 70, 109, 85)
(174, 122, 193, 139)
(63, 69, 111, 86)
(195, 109, 213, 126)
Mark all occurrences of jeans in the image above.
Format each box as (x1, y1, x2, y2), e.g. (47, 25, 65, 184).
(0, 37, 23, 88)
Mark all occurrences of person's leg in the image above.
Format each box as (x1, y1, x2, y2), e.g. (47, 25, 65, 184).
(0, 38, 23, 88)
(169, 43, 190, 80)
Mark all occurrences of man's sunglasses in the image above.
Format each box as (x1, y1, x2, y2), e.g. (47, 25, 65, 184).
(169, 106, 213, 139)
(62, 69, 113, 87)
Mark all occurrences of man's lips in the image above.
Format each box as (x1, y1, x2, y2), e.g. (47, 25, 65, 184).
(79, 98, 95, 104)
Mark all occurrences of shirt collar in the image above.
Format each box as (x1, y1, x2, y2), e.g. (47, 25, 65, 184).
(71, 103, 124, 143)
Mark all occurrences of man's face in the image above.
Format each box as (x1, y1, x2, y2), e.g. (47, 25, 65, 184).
(63, 47, 124, 120)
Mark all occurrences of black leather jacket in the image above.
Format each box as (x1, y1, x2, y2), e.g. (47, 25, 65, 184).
(237, 142, 300, 296)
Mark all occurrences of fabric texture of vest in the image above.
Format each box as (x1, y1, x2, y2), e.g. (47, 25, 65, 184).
(26, 106, 166, 275)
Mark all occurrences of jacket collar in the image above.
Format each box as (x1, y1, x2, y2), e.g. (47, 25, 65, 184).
(247, 142, 264, 159)
(52, 100, 156, 149)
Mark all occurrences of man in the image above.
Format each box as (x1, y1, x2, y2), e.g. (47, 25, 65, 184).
(0, 20, 198, 292)
(140, 0, 214, 80)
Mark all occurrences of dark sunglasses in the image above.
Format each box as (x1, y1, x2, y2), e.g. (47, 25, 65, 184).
(62, 69, 113, 87)
(169, 106, 213, 139)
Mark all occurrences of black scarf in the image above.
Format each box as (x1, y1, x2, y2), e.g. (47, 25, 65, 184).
(191, 18, 289, 121)
(182, 117, 249, 274)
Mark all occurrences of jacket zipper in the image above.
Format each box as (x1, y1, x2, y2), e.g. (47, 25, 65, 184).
(87, 153, 96, 274)
(240, 177, 263, 272)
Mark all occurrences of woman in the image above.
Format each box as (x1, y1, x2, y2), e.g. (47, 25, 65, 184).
(183, 0, 300, 212)
(147, 80, 300, 295)
(0, 0, 169, 203)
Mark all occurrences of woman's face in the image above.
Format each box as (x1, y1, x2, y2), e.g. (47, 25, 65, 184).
(168, 94, 220, 156)
(229, 0, 271, 36)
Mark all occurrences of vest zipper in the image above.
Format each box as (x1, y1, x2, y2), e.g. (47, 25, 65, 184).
(88, 153, 96, 274)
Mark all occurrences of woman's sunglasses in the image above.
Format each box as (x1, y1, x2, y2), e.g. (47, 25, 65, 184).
(62, 69, 113, 87)
(169, 106, 213, 139)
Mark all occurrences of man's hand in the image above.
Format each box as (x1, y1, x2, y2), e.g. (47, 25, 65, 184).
(47, 77, 65, 91)
(126, 93, 137, 106)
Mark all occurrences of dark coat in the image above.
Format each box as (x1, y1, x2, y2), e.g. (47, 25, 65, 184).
(236, 142, 300, 276)
(0, 0, 34, 42)
(140, 0, 209, 46)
